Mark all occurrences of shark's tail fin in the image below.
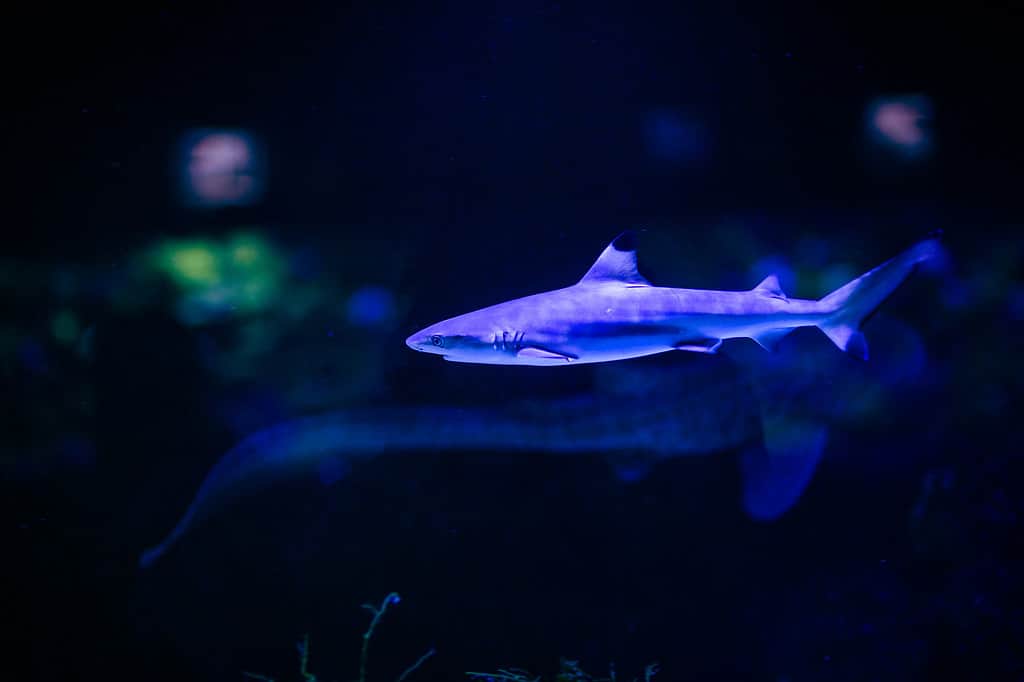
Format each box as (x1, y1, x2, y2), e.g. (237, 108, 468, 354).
(741, 414, 828, 521)
(816, 236, 942, 360)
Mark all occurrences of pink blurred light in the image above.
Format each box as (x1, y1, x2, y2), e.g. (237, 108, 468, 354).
(875, 102, 925, 146)
(180, 129, 265, 207)
(866, 96, 933, 158)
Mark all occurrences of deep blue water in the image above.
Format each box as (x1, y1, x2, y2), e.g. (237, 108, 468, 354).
(6, 2, 1022, 680)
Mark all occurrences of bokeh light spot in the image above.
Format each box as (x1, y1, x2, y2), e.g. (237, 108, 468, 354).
(346, 286, 397, 327)
(643, 109, 710, 164)
(866, 95, 933, 159)
(160, 241, 221, 289)
(818, 263, 858, 294)
(179, 129, 266, 207)
(143, 231, 285, 326)
(749, 256, 796, 294)
(51, 309, 80, 345)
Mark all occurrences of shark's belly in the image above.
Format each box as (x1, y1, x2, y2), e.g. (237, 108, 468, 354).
(540, 320, 684, 364)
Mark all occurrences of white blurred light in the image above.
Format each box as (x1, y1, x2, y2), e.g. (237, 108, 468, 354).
(179, 129, 266, 207)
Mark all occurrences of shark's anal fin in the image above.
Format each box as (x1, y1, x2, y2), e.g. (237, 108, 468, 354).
(517, 347, 578, 362)
(821, 325, 868, 361)
(579, 230, 651, 286)
(752, 328, 793, 352)
(673, 338, 722, 354)
(741, 415, 827, 521)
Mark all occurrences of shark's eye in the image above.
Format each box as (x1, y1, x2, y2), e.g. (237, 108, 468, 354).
(430, 334, 444, 347)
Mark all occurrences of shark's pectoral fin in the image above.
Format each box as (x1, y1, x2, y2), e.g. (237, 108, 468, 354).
(741, 415, 827, 521)
(751, 328, 793, 352)
(672, 338, 723, 354)
(517, 347, 578, 362)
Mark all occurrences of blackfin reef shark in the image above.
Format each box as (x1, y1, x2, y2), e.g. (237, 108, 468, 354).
(406, 230, 941, 365)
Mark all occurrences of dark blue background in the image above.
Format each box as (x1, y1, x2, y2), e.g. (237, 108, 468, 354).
(6, 2, 1021, 680)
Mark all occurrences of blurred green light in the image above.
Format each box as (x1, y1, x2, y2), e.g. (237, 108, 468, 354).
(51, 309, 79, 344)
(142, 231, 285, 326)
(157, 241, 221, 289)
(818, 263, 857, 294)
(229, 233, 268, 267)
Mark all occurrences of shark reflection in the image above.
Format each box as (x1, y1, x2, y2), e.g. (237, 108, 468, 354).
(139, 340, 930, 568)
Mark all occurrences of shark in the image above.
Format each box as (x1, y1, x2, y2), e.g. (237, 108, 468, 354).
(139, 358, 820, 568)
(406, 230, 941, 364)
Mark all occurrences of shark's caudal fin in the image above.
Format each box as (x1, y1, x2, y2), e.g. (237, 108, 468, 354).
(817, 236, 942, 360)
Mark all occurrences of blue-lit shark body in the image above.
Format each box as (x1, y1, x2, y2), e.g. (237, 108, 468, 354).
(407, 231, 941, 364)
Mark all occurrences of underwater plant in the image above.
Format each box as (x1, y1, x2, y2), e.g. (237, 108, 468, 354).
(242, 592, 435, 682)
(238, 592, 661, 682)
(465, 658, 660, 682)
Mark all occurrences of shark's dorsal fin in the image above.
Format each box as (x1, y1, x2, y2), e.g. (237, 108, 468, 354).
(753, 274, 787, 300)
(579, 231, 651, 286)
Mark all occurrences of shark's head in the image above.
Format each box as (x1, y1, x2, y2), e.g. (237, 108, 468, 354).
(406, 231, 647, 365)
(405, 311, 508, 363)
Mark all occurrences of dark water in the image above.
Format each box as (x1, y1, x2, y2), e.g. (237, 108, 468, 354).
(6, 3, 1022, 681)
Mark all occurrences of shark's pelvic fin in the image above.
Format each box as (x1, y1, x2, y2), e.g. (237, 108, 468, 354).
(579, 231, 651, 286)
(673, 338, 723, 354)
(517, 347, 578, 362)
(752, 274, 788, 300)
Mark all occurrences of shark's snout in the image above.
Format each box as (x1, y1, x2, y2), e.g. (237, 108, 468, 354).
(405, 332, 426, 351)
(406, 330, 443, 354)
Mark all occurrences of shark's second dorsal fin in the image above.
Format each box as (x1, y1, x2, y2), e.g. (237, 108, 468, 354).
(579, 231, 651, 286)
(753, 274, 787, 300)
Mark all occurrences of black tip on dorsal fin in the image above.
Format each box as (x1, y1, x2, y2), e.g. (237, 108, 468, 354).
(611, 230, 637, 253)
(579, 230, 650, 286)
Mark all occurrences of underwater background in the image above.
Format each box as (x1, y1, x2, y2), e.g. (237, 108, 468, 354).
(6, 2, 1022, 680)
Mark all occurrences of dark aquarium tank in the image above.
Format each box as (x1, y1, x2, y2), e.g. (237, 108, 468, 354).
(6, 2, 1022, 680)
